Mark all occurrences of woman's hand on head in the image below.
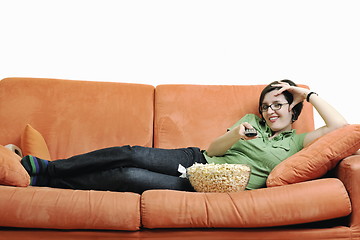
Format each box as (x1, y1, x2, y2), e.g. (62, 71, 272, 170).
(272, 81, 348, 147)
(272, 82, 310, 110)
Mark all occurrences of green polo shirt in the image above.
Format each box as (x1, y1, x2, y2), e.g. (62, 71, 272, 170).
(203, 114, 307, 190)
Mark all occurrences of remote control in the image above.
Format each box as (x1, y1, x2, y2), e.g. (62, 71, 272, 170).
(244, 128, 257, 137)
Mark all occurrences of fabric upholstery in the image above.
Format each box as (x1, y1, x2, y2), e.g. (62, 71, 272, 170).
(154, 84, 314, 150)
(141, 178, 351, 229)
(0, 78, 357, 238)
(337, 155, 360, 232)
(267, 124, 360, 187)
(0, 186, 141, 230)
(21, 124, 51, 160)
(0, 78, 155, 159)
(0, 228, 352, 240)
(0, 145, 30, 187)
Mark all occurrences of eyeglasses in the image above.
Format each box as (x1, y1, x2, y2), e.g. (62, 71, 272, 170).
(260, 103, 289, 112)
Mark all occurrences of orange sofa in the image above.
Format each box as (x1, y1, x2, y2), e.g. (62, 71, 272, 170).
(0, 77, 359, 240)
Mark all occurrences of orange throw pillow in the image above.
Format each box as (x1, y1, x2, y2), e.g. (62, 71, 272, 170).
(21, 124, 51, 160)
(0, 145, 30, 187)
(267, 124, 360, 187)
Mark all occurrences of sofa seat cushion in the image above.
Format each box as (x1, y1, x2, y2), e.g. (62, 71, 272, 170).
(0, 186, 141, 231)
(141, 178, 351, 229)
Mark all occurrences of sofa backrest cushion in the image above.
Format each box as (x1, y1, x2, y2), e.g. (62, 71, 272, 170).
(154, 84, 314, 149)
(0, 78, 154, 159)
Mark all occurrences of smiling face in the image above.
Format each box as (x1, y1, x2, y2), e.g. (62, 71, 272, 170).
(261, 90, 293, 134)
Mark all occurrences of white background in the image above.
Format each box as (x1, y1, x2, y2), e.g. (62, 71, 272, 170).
(1, 0, 359, 128)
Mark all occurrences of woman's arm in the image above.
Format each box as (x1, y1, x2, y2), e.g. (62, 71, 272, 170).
(206, 122, 256, 157)
(303, 93, 348, 146)
(275, 83, 348, 147)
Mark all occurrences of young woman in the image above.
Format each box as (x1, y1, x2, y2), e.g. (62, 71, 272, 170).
(205, 79, 347, 189)
(20, 80, 347, 193)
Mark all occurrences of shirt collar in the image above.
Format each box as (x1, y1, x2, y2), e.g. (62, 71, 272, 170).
(261, 121, 296, 140)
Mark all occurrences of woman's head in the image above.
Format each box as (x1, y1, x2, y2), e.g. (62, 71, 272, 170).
(259, 79, 303, 132)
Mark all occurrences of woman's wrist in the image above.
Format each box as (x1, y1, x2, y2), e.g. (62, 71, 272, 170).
(229, 127, 244, 141)
(306, 92, 318, 102)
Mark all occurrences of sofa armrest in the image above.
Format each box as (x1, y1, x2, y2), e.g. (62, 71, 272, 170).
(337, 154, 360, 229)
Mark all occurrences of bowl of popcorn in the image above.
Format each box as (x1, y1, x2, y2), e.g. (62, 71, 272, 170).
(187, 163, 251, 193)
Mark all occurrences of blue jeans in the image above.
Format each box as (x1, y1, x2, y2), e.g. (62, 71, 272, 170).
(45, 146, 207, 193)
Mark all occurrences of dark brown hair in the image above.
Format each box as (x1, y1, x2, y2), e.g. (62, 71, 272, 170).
(258, 79, 303, 122)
